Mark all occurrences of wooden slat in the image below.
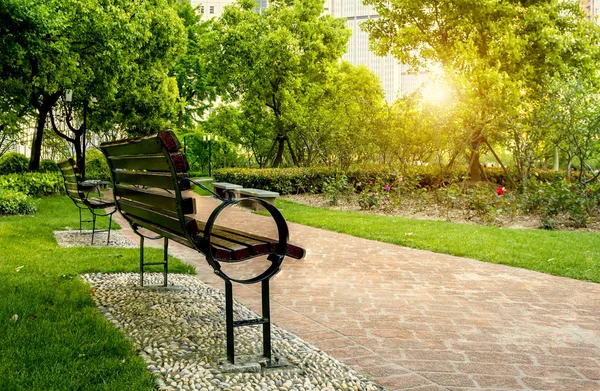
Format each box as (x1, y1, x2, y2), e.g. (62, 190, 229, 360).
(58, 160, 73, 169)
(207, 224, 304, 259)
(100, 131, 180, 157)
(67, 189, 85, 201)
(118, 199, 198, 235)
(113, 171, 190, 190)
(127, 215, 193, 248)
(63, 182, 79, 191)
(115, 185, 196, 215)
(109, 152, 189, 172)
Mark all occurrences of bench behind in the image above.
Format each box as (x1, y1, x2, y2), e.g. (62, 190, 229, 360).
(58, 158, 115, 244)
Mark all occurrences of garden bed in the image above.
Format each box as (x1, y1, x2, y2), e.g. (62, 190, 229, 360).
(283, 193, 600, 232)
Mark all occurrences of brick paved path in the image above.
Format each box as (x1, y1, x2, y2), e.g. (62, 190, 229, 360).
(113, 194, 600, 391)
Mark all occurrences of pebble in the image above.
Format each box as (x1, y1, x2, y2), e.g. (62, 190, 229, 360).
(82, 273, 385, 391)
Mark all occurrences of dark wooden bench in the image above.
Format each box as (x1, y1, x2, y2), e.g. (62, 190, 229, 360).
(99, 131, 305, 367)
(58, 158, 116, 245)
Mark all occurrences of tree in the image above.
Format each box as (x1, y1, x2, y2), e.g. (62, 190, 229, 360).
(0, 0, 186, 173)
(209, 0, 350, 167)
(170, 0, 217, 131)
(363, 0, 600, 183)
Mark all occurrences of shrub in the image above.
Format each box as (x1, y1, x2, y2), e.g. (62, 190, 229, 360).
(0, 172, 65, 197)
(322, 173, 351, 205)
(39, 159, 60, 172)
(85, 149, 111, 181)
(0, 152, 29, 174)
(0, 188, 37, 215)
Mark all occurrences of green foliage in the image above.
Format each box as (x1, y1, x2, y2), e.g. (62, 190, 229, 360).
(522, 180, 600, 229)
(84, 150, 110, 181)
(208, 0, 351, 167)
(0, 188, 36, 215)
(322, 174, 351, 206)
(0, 172, 64, 197)
(0, 152, 29, 174)
(39, 159, 60, 173)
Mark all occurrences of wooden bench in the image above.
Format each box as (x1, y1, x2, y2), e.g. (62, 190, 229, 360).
(58, 158, 116, 245)
(238, 188, 279, 210)
(211, 182, 243, 200)
(100, 131, 305, 367)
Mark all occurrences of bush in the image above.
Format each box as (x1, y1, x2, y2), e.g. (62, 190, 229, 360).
(0, 188, 37, 215)
(39, 159, 60, 172)
(0, 172, 65, 197)
(85, 149, 111, 181)
(0, 152, 29, 174)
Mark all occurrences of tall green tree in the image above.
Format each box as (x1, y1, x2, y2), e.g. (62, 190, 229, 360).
(0, 0, 186, 173)
(170, 0, 217, 131)
(209, 0, 350, 167)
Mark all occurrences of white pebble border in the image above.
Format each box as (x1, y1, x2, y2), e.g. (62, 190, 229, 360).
(54, 230, 137, 248)
(82, 273, 385, 391)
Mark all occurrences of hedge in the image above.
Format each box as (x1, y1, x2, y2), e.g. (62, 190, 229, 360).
(0, 188, 37, 215)
(213, 165, 577, 195)
(0, 172, 65, 197)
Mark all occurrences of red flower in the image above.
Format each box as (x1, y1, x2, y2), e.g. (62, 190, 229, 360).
(496, 187, 505, 196)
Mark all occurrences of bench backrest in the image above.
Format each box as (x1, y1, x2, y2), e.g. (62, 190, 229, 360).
(100, 131, 198, 247)
(58, 158, 86, 202)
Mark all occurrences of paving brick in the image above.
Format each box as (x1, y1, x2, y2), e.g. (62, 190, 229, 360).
(473, 375, 525, 389)
(578, 367, 600, 380)
(403, 350, 466, 362)
(521, 376, 599, 390)
(399, 360, 455, 373)
(377, 373, 432, 389)
(519, 365, 582, 379)
(535, 355, 600, 368)
(420, 372, 475, 387)
(467, 351, 533, 364)
(455, 362, 520, 376)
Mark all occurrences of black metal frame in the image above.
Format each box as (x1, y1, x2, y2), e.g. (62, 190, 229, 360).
(101, 132, 295, 366)
(184, 178, 289, 366)
(62, 173, 116, 246)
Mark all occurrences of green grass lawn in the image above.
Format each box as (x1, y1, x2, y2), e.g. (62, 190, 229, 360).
(275, 199, 600, 283)
(0, 196, 195, 391)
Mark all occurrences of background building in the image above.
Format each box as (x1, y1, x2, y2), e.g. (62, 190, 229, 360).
(581, 0, 600, 23)
(328, 0, 428, 102)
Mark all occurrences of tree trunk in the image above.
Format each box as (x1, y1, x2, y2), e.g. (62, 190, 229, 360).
(553, 146, 559, 171)
(29, 111, 47, 171)
(271, 136, 285, 168)
(468, 147, 481, 182)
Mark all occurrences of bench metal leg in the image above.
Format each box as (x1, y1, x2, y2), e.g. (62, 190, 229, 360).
(91, 214, 97, 245)
(163, 237, 168, 287)
(140, 236, 145, 287)
(262, 279, 272, 363)
(106, 214, 113, 245)
(79, 208, 83, 232)
(139, 236, 169, 287)
(225, 280, 235, 364)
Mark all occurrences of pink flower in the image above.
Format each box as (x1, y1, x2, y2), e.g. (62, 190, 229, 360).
(399, 178, 404, 183)
(370, 180, 375, 185)
(385, 184, 391, 191)
(496, 187, 505, 196)
(381, 200, 388, 205)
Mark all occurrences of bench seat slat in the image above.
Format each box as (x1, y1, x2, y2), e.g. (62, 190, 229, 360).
(109, 153, 189, 172)
(114, 171, 190, 190)
(207, 224, 305, 259)
(115, 185, 196, 215)
(127, 216, 197, 248)
(119, 199, 198, 235)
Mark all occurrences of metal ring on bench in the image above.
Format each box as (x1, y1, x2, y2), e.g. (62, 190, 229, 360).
(203, 197, 289, 285)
